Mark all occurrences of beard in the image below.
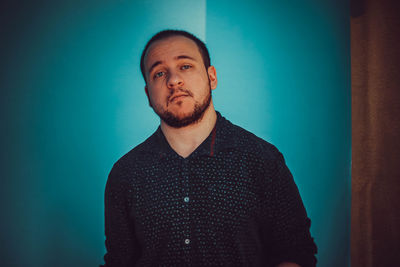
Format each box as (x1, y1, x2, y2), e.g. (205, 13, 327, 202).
(151, 86, 212, 128)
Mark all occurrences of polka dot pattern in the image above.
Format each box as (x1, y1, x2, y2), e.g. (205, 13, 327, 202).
(102, 112, 317, 267)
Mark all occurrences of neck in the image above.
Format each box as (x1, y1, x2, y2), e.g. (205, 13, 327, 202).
(160, 102, 217, 158)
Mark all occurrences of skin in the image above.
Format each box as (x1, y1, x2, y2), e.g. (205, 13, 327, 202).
(143, 35, 217, 158)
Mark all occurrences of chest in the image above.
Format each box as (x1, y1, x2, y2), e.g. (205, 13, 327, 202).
(131, 154, 264, 231)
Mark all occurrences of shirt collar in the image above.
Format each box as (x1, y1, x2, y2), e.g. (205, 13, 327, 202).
(141, 111, 236, 158)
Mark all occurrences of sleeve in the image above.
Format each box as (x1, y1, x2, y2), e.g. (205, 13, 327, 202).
(261, 151, 317, 267)
(100, 162, 142, 267)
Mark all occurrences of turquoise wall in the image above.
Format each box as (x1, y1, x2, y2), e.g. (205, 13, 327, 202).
(1, 1, 350, 266)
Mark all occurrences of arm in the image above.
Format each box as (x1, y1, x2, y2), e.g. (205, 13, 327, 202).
(261, 151, 317, 267)
(101, 162, 141, 267)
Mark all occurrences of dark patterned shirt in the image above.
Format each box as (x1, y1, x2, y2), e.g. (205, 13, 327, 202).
(101, 112, 317, 267)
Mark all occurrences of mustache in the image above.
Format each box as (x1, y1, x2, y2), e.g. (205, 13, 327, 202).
(167, 88, 194, 102)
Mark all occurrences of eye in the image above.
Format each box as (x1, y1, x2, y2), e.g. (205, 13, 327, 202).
(181, 64, 192, 70)
(154, 71, 165, 79)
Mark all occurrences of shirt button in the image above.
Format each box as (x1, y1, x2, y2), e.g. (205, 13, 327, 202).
(184, 197, 189, 202)
(184, 239, 190, 245)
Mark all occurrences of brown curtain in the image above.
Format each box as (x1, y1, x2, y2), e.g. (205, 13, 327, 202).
(351, 0, 400, 266)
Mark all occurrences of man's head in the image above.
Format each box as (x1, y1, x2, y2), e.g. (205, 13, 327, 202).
(140, 30, 211, 84)
(141, 30, 217, 128)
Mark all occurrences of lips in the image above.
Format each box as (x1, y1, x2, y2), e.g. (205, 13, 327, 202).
(170, 94, 189, 102)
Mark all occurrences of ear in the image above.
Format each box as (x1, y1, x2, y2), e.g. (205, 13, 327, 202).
(144, 85, 152, 107)
(207, 66, 218, 90)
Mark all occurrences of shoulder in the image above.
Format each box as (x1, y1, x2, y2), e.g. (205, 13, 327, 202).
(108, 129, 159, 182)
(220, 117, 282, 162)
(219, 118, 290, 186)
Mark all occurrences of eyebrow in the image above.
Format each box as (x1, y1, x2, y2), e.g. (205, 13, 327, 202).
(148, 55, 197, 76)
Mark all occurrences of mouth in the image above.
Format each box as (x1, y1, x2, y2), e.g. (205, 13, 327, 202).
(169, 94, 189, 102)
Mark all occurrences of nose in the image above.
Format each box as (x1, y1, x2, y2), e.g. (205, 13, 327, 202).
(167, 71, 184, 88)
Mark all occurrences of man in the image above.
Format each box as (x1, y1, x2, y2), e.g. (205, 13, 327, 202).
(102, 30, 317, 267)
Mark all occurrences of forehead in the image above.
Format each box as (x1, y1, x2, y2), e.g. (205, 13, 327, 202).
(144, 36, 202, 68)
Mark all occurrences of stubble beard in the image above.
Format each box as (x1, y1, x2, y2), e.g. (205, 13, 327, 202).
(151, 86, 212, 129)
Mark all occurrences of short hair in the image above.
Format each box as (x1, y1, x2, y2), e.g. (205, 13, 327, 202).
(140, 30, 211, 83)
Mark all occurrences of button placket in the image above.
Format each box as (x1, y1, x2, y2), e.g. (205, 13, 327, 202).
(182, 159, 191, 251)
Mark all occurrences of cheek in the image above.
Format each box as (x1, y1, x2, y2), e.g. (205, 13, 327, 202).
(148, 87, 166, 103)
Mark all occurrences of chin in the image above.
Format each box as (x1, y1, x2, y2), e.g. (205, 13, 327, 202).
(169, 104, 195, 116)
(153, 90, 211, 128)
(170, 111, 195, 121)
